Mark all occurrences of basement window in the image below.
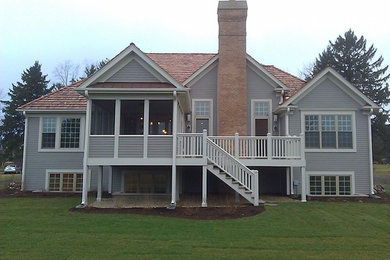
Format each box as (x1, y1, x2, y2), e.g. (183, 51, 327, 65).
(48, 172, 83, 192)
(309, 174, 352, 196)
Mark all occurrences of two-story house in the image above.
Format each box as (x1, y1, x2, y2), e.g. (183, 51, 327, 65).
(18, 0, 378, 207)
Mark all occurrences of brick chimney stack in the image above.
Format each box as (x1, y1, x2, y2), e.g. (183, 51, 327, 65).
(217, 0, 248, 136)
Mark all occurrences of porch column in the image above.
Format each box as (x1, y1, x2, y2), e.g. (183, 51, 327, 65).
(108, 166, 113, 194)
(290, 166, 294, 195)
(301, 166, 307, 202)
(171, 91, 178, 206)
(97, 166, 103, 202)
(253, 170, 259, 206)
(202, 166, 207, 207)
(286, 167, 291, 195)
(81, 98, 91, 206)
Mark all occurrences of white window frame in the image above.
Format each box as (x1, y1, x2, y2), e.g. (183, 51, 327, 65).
(192, 99, 213, 135)
(306, 171, 355, 196)
(45, 169, 89, 192)
(251, 99, 272, 136)
(301, 111, 356, 152)
(39, 116, 85, 152)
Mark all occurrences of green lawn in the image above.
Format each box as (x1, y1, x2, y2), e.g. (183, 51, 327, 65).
(0, 173, 21, 190)
(374, 164, 390, 178)
(0, 197, 389, 259)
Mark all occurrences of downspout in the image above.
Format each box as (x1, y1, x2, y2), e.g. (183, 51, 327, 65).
(81, 90, 91, 206)
(21, 111, 28, 191)
(170, 91, 178, 207)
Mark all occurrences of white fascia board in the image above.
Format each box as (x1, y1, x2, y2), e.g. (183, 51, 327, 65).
(75, 43, 184, 91)
(86, 88, 189, 94)
(246, 55, 290, 91)
(19, 109, 86, 114)
(183, 55, 219, 87)
(281, 67, 379, 109)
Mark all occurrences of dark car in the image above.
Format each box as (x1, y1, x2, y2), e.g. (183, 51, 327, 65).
(4, 164, 21, 174)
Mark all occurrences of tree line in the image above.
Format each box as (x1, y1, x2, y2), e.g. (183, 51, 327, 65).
(1, 30, 389, 162)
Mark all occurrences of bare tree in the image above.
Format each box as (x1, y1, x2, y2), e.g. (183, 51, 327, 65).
(53, 60, 80, 88)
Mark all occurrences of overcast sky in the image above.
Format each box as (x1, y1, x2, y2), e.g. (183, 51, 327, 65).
(1, 0, 389, 100)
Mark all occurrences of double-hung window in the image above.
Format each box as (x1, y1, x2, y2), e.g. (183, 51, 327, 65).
(193, 99, 212, 134)
(304, 113, 354, 150)
(40, 117, 83, 150)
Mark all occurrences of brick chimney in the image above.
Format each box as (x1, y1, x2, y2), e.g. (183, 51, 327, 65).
(217, 0, 248, 136)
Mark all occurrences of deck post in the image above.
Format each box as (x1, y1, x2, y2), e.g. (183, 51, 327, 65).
(290, 166, 294, 194)
(253, 170, 259, 206)
(202, 166, 207, 207)
(97, 165, 103, 202)
(300, 133, 305, 160)
(286, 167, 291, 195)
(301, 166, 307, 202)
(234, 132, 239, 158)
(108, 165, 112, 194)
(267, 133, 272, 160)
(81, 97, 91, 206)
(171, 92, 178, 206)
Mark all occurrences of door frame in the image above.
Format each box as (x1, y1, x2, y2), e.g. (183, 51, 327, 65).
(251, 99, 272, 136)
(192, 99, 213, 135)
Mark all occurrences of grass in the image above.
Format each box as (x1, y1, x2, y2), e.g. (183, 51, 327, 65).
(0, 197, 389, 259)
(374, 164, 390, 191)
(0, 173, 21, 190)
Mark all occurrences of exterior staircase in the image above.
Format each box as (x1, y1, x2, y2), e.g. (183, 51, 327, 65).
(205, 137, 262, 206)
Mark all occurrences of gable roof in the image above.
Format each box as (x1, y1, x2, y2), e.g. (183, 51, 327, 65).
(280, 67, 380, 108)
(18, 80, 87, 111)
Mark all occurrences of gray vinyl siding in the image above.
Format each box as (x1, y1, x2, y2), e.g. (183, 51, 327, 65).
(88, 166, 110, 191)
(89, 136, 115, 158)
(147, 136, 173, 157)
(289, 75, 371, 194)
(23, 117, 84, 191)
(106, 59, 160, 82)
(118, 136, 143, 158)
(112, 168, 122, 193)
(189, 65, 218, 135)
(247, 65, 280, 135)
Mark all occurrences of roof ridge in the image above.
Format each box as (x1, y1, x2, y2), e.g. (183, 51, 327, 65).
(146, 53, 217, 55)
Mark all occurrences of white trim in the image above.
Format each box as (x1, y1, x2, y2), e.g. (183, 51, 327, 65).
(184, 56, 218, 87)
(251, 99, 272, 136)
(301, 111, 357, 152)
(368, 114, 374, 194)
(82, 99, 92, 205)
(76, 43, 184, 90)
(143, 99, 149, 158)
(281, 68, 379, 109)
(38, 115, 85, 152)
(306, 171, 356, 196)
(45, 169, 83, 192)
(192, 99, 213, 135)
(114, 99, 121, 158)
(88, 158, 173, 166)
(21, 115, 28, 191)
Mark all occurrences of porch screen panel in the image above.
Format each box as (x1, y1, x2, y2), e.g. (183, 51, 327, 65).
(149, 100, 173, 135)
(91, 100, 115, 135)
(120, 100, 144, 135)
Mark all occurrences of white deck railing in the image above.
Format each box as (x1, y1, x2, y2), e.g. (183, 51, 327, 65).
(177, 133, 304, 160)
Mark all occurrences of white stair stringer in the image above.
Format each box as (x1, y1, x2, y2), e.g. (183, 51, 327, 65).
(206, 165, 263, 205)
(205, 138, 262, 206)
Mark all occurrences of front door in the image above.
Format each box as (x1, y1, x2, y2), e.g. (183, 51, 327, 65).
(196, 118, 209, 134)
(255, 118, 268, 136)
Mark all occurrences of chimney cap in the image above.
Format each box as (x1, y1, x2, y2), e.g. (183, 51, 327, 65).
(218, 0, 247, 10)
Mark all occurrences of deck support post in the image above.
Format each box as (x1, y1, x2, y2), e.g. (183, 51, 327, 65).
(290, 166, 294, 195)
(81, 97, 91, 206)
(97, 165, 103, 202)
(108, 166, 112, 194)
(202, 165, 207, 207)
(171, 91, 178, 206)
(253, 170, 259, 206)
(301, 166, 306, 202)
(286, 167, 291, 195)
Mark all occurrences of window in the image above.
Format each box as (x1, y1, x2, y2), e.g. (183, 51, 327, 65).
(251, 100, 271, 136)
(41, 117, 83, 150)
(124, 173, 169, 194)
(48, 172, 83, 192)
(193, 99, 212, 134)
(254, 101, 269, 117)
(304, 114, 353, 150)
(60, 118, 80, 148)
(120, 100, 144, 135)
(91, 100, 115, 135)
(149, 100, 172, 135)
(309, 174, 352, 196)
(42, 118, 56, 148)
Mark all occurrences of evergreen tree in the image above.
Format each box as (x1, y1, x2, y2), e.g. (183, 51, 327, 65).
(83, 58, 110, 78)
(305, 29, 390, 160)
(0, 61, 52, 160)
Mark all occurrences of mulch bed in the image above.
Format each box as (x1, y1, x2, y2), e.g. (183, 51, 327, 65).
(307, 192, 390, 204)
(70, 206, 265, 220)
